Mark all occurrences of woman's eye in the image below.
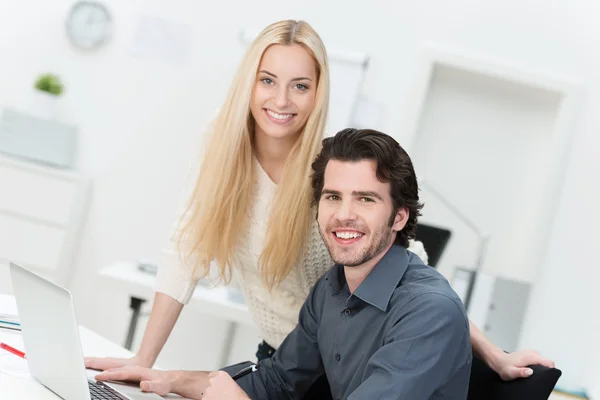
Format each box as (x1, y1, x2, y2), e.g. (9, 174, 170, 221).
(262, 78, 274, 85)
(295, 83, 308, 91)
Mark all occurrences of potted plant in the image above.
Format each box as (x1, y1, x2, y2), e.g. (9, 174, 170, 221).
(31, 73, 64, 119)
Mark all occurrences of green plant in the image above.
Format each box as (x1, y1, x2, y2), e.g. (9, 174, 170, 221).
(34, 73, 64, 96)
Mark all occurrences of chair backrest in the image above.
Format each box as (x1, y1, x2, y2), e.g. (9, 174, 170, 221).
(468, 356, 562, 400)
(415, 223, 452, 267)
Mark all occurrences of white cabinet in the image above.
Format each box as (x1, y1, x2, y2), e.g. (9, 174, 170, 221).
(0, 155, 90, 293)
(467, 272, 531, 353)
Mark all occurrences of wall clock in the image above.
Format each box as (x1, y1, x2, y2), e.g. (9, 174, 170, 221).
(65, 1, 113, 50)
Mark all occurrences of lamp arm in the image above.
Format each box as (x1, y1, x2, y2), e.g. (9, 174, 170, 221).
(420, 181, 485, 239)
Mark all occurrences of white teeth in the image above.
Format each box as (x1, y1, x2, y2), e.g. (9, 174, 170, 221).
(335, 232, 363, 239)
(267, 110, 293, 120)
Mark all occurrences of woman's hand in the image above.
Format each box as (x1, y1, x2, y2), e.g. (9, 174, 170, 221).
(489, 349, 556, 381)
(85, 355, 151, 372)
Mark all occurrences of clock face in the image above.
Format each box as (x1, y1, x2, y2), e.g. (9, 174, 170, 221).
(65, 1, 112, 50)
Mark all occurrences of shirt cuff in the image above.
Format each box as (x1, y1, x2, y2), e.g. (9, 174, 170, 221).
(220, 361, 256, 376)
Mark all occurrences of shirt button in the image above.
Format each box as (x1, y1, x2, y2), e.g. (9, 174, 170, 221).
(344, 308, 351, 316)
(335, 353, 341, 362)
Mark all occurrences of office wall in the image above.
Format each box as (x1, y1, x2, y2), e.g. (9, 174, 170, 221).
(0, 0, 598, 386)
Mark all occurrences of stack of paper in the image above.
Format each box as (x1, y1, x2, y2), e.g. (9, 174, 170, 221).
(0, 294, 20, 331)
(0, 314, 20, 331)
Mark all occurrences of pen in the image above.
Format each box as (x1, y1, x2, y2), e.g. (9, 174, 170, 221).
(0, 319, 20, 327)
(0, 343, 26, 359)
(232, 363, 259, 381)
(0, 320, 21, 331)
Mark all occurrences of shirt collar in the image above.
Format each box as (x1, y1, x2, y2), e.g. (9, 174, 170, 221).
(326, 245, 413, 312)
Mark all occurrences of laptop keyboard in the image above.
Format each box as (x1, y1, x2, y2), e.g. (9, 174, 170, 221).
(88, 380, 129, 400)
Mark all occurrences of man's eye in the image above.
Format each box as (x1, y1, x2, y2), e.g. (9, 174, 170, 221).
(360, 197, 375, 203)
(326, 195, 340, 201)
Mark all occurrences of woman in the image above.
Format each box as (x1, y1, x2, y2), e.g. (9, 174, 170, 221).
(86, 19, 554, 393)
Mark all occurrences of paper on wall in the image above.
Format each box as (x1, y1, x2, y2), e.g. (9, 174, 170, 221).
(129, 15, 192, 64)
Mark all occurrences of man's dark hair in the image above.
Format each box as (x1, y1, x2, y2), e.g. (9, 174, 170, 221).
(310, 128, 423, 248)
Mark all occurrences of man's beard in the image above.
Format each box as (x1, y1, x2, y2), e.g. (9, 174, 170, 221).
(319, 221, 395, 267)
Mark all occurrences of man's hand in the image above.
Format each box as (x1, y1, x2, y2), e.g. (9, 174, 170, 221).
(490, 349, 556, 381)
(94, 365, 175, 396)
(202, 371, 250, 400)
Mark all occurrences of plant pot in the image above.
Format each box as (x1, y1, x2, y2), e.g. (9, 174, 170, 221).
(30, 90, 60, 120)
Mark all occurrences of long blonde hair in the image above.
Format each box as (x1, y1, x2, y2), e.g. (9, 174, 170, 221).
(176, 20, 330, 289)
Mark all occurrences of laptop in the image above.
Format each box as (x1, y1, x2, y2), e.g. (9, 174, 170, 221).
(9, 262, 163, 400)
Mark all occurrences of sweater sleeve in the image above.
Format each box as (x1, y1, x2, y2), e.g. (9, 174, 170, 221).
(154, 210, 200, 304)
(407, 239, 429, 265)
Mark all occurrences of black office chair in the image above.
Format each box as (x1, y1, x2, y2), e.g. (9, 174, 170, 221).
(467, 356, 562, 400)
(415, 223, 452, 268)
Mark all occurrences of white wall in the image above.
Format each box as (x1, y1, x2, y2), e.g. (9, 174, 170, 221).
(1, 0, 598, 388)
(409, 62, 566, 285)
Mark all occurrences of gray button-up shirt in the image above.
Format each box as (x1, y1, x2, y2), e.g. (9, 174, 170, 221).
(227, 245, 472, 399)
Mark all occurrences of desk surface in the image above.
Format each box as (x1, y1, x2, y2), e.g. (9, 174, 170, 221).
(0, 294, 185, 399)
(100, 262, 255, 326)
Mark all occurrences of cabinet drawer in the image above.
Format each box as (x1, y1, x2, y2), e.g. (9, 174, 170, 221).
(0, 162, 77, 226)
(0, 213, 65, 271)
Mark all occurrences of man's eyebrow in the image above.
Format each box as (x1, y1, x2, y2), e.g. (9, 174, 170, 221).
(353, 191, 384, 201)
(320, 189, 384, 201)
(259, 70, 312, 82)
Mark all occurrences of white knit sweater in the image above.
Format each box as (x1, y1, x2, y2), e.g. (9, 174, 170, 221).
(155, 159, 428, 349)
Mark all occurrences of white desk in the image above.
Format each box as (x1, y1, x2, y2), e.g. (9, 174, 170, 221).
(99, 262, 255, 367)
(0, 295, 187, 399)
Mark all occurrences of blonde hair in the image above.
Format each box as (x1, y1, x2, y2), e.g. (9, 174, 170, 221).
(176, 20, 330, 289)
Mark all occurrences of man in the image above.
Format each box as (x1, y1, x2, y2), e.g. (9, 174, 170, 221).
(96, 128, 472, 399)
